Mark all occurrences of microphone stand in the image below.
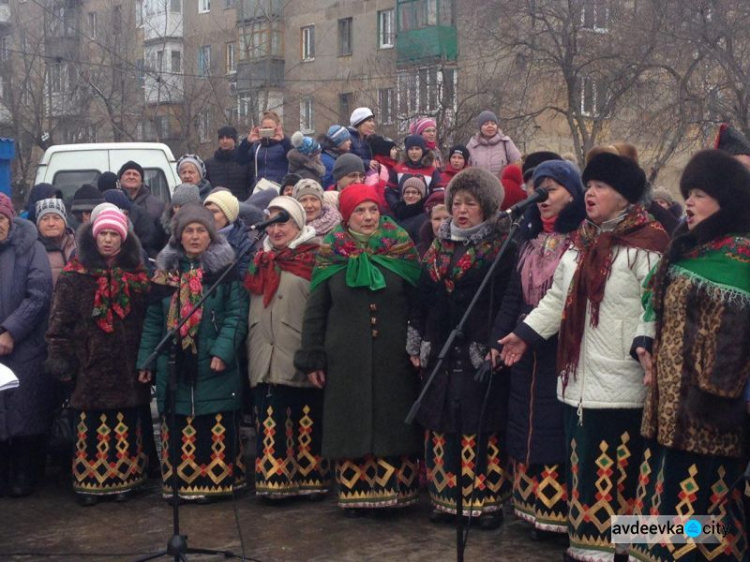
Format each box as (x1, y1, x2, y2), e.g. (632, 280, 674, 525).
(136, 228, 264, 562)
(405, 210, 525, 562)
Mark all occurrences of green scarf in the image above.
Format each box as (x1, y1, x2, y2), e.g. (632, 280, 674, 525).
(310, 217, 421, 291)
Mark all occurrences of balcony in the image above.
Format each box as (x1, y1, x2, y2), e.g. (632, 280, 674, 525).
(396, 25, 457, 63)
(0, 4, 10, 25)
(236, 58, 284, 90)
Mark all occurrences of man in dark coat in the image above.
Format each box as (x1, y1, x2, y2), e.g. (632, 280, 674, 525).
(205, 126, 253, 200)
(0, 194, 54, 497)
(114, 161, 162, 256)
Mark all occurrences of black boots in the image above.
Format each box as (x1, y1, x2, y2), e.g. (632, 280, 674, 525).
(8, 435, 45, 497)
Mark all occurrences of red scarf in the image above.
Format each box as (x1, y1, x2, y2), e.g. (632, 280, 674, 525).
(244, 244, 318, 306)
(558, 206, 669, 388)
(62, 258, 149, 334)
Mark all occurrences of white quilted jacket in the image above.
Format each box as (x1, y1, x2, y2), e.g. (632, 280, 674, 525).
(520, 242, 662, 415)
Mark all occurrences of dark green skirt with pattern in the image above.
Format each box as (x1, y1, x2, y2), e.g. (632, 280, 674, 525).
(630, 440, 747, 562)
(253, 383, 330, 497)
(564, 405, 644, 561)
(161, 411, 245, 499)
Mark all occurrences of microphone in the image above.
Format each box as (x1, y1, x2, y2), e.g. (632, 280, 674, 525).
(503, 188, 549, 217)
(249, 210, 291, 230)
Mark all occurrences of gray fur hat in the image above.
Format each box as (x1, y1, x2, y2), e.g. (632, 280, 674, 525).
(171, 204, 218, 243)
(446, 167, 505, 219)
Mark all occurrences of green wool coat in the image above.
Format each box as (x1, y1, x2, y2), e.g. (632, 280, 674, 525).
(295, 268, 421, 460)
(137, 253, 249, 418)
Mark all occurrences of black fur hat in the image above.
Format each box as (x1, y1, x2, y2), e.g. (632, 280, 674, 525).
(714, 123, 750, 157)
(522, 151, 562, 182)
(582, 152, 646, 204)
(446, 167, 504, 219)
(680, 149, 750, 233)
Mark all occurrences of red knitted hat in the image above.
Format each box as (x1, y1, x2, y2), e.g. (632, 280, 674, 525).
(339, 184, 381, 224)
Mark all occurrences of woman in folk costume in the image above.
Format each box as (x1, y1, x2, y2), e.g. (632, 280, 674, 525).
(630, 150, 750, 562)
(244, 196, 330, 500)
(500, 152, 670, 562)
(491, 160, 586, 540)
(137, 204, 248, 503)
(45, 207, 151, 506)
(294, 184, 422, 516)
(409, 167, 517, 530)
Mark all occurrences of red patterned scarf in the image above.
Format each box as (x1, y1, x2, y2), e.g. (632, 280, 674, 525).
(152, 267, 204, 352)
(244, 244, 318, 306)
(558, 205, 669, 387)
(62, 258, 150, 333)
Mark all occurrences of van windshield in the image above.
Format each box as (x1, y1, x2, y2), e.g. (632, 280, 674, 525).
(53, 169, 171, 205)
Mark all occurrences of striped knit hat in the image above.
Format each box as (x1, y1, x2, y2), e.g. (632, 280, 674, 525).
(35, 198, 67, 225)
(92, 207, 129, 240)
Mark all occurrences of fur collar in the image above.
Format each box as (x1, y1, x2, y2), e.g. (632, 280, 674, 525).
(76, 223, 143, 269)
(156, 236, 235, 273)
(3, 217, 39, 254)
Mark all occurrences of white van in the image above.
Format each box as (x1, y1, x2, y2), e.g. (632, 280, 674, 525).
(34, 142, 180, 205)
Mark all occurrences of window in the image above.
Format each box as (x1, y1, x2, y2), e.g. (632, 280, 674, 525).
(199, 0, 210, 13)
(224, 0, 235, 8)
(156, 50, 164, 72)
(136, 58, 145, 86)
(300, 97, 314, 133)
(581, 0, 609, 32)
(50, 62, 63, 93)
(157, 115, 170, 139)
(238, 93, 253, 119)
(113, 5, 122, 34)
(198, 45, 211, 77)
(397, 66, 452, 116)
(399, 0, 450, 31)
(339, 93, 352, 124)
(136, 1, 143, 26)
(225, 43, 236, 73)
(87, 12, 97, 38)
(378, 9, 394, 49)
(338, 17, 352, 57)
(239, 21, 283, 60)
(301, 25, 314, 61)
(0, 36, 9, 61)
(198, 112, 211, 142)
(580, 75, 610, 117)
(378, 88, 395, 125)
(171, 50, 181, 73)
(170, 0, 181, 12)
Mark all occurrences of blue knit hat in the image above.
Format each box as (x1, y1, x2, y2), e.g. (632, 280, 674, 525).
(405, 134, 426, 151)
(532, 160, 584, 197)
(292, 131, 321, 156)
(327, 125, 351, 148)
(103, 189, 133, 213)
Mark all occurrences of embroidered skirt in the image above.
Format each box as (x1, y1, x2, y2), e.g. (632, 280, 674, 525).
(630, 440, 747, 562)
(564, 406, 644, 562)
(253, 383, 330, 497)
(425, 430, 512, 517)
(512, 458, 568, 533)
(161, 411, 246, 500)
(335, 454, 419, 509)
(72, 408, 147, 496)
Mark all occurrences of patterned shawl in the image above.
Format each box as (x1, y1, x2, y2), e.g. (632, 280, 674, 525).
(152, 265, 204, 353)
(62, 258, 150, 334)
(558, 205, 669, 387)
(245, 243, 318, 306)
(423, 218, 510, 294)
(311, 216, 421, 291)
